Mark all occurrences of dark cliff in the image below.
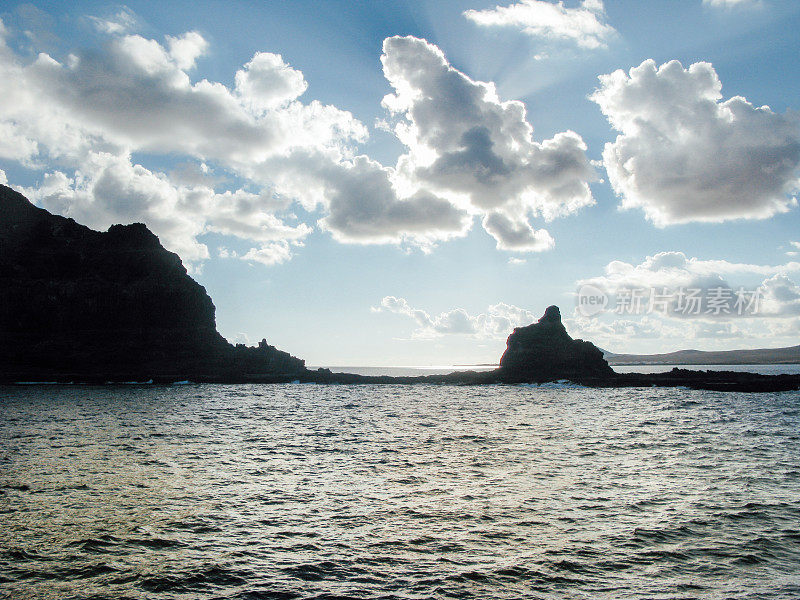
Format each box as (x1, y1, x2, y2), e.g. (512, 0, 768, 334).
(498, 305, 613, 383)
(0, 185, 305, 382)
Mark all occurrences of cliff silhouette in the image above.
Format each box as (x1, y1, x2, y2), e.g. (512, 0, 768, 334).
(0, 185, 305, 382)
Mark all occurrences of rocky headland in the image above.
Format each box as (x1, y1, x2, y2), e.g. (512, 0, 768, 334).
(0, 185, 305, 383)
(2, 184, 798, 392)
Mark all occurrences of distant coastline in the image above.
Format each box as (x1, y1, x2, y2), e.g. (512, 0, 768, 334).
(604, 345, 800, 366)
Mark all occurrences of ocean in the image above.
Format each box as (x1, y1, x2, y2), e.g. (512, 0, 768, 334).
(1, 382, 799, 599)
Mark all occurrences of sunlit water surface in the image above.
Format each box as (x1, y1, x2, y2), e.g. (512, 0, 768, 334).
(1, 384, 799, 599)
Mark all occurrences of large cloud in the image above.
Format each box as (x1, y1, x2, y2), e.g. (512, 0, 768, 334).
(11, 32, 365, 165)
(0, 20, 361, 264)
(464, 0, 615, 49)
(381, 35, 595, 251)
(592, 59, 800, 225)
(0, 15, 594, 264)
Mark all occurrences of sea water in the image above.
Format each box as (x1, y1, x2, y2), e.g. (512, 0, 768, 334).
(1, 383, 799, 599)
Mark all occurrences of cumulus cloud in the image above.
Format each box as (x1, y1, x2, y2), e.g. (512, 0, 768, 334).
(235, 52, 308, 111)
(579, 251, 800, 318)
(240, 241, 294, 266)
(758, 274, 800, 317)
(464, 0, 615, 49)
(11, 32, 365, 164)
(582, 251, 800, 291)
(232, 332, 250, 345)
(482, 211, 554, 251)
(374, 296, 538, 338)
(381, 35, 595, 251)
(592, 59, 800, 225)
(0, 168, 6, 185)
(166, 31, 208, 70)
(268, 151, 472, 247)
(195, 188, 311, 243)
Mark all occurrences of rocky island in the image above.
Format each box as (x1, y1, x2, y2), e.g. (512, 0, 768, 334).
(498, 305, 613, 383)
(1, 184, 798, 392)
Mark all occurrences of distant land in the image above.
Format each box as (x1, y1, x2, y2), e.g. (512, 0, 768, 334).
(1, 184, 799, 392)
(459, 344, 800, 368)
(603, 346, 800, 366)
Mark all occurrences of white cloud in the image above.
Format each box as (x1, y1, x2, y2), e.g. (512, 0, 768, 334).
(703, 0, 761, 8)
(240, 241, 294, 266)
(87, 7, 138, 35)
(318, 156, 472, 246)
(592, 59, 800, 226)
(464, 0, 615, 49)
(232, 332, 250, 345)
(482, 211, 554, 251)
(196, 188, 311, 243)
(582, 251, 800, 291)
(0, 168, 6, 185)
(166, 31, 208, 70)
(263, 150, 473, 249)
(19, 152, 313, 265)
(381, 35, 595, 251)
(758, 274, 800, 317)
(566, 313, 754, 349)
(13, 32, 365, 164)
(235, 52, 308, 111)
(374, 296, 537, 338)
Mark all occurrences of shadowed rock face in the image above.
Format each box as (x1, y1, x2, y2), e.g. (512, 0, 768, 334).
(0, 185, 304, 382)
(498, 305, 613, 382)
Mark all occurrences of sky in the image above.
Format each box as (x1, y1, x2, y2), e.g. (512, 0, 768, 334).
(1, 0, 800, 366)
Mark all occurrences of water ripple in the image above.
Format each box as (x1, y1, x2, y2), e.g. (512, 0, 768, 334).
(1, 384, 798, 598)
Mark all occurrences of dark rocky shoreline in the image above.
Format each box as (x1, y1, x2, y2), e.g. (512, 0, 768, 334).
(2, 184, 799, 393)
(6, 367, 800, 393)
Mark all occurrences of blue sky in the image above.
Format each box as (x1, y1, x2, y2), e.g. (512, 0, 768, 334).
(2, 0, 800, 365)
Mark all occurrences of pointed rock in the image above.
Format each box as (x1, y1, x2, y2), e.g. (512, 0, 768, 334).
(499, 305, 612, 383)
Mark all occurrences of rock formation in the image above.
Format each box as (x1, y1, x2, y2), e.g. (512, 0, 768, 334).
(0, 184, 305, 382)
(498, 305, 613, 383)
